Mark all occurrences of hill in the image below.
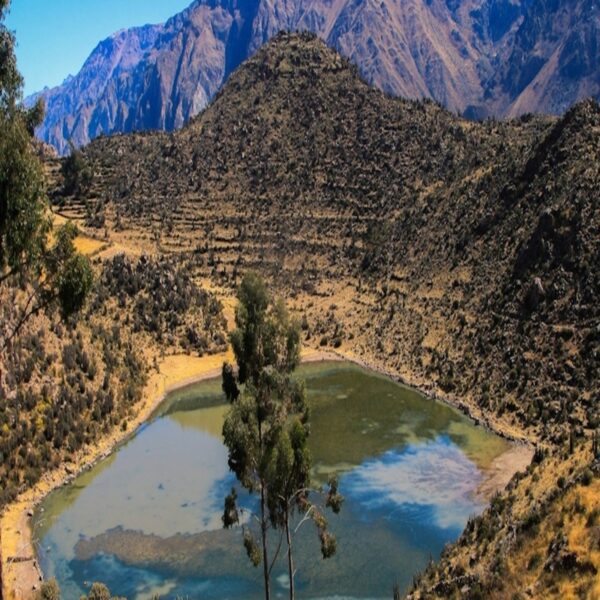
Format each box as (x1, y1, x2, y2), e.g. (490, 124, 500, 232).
(31, 0, 600, 153)
(57, 32, 600, 443)
(42, 33, 600, 597)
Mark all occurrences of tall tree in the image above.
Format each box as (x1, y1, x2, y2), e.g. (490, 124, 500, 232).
(265, 410, 343, 600)
(0, 1, 93, 351)
(222, 272, 342, 600)
(0, 0, 48, 279)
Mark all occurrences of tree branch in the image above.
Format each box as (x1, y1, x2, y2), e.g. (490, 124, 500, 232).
(1, 286, 54, 351)
(294, 505, 316, 534)
(268, 528, 285, 576)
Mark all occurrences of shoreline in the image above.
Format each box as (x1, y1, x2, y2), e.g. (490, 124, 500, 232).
(0, 351, 235, 600)
(0, 348, 339, 599)
(0, 347, 532, 599)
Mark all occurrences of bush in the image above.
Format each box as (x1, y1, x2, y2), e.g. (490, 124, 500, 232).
(85, 583, 111, 600)
(38, 579, 60, 600)
(581, 468, 593, 486)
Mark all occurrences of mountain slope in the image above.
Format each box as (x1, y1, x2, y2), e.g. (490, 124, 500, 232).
(33, 0, 600, 154)
(498, 0, 600, 117)
(58, 33, 599, 443)
(36, 0, 494, 154)
(48, 33, 600, 598)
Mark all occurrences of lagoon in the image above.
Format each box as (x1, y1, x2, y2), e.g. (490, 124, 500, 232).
(34, 361, 510, 599)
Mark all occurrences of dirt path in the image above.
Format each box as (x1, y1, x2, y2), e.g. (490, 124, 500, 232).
(476, 444, 534, 500)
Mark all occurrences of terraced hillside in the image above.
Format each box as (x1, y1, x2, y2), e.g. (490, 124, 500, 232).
(57, 32, 599, 442)
(51, 33, 600, 598)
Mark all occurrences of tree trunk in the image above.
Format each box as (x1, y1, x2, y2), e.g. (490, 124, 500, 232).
(286, 507, 294, 600)
(261, 482, 271, 600)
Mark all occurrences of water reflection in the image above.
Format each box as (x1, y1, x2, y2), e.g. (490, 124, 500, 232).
(35, 362, 509, 599)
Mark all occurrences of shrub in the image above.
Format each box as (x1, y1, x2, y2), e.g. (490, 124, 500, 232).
(38, 579, 60, 600)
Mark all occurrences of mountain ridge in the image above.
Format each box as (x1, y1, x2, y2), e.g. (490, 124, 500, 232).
(50, 33, 600, 597)
(31, 0, 600, 154)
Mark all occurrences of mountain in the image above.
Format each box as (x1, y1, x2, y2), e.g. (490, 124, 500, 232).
(58, 32, 600, 447)
(31, 0, 600, 154)
(496, 0, 600, 117)
(50, 33, 600, 597)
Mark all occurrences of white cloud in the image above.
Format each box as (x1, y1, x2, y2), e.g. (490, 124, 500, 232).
(346, 438, 484, 530)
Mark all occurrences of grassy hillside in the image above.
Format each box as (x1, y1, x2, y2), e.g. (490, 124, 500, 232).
(48, 32, 600, 598)
(0, 245, 227, 510)
(408, 442, 600, 599)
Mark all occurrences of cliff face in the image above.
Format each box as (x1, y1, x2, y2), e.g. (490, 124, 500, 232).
(32, 0, 600, 154)
(500, 0, 600, 117)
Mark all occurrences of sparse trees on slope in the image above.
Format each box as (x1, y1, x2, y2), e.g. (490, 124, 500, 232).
(61, 141, 93, 196)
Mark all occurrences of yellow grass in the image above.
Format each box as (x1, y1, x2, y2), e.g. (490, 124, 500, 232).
(73, 235, 106, 256)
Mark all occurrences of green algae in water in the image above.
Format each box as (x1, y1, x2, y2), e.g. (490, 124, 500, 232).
(34, 362, 510, 599)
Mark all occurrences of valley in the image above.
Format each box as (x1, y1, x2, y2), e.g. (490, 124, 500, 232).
(33, 362, 521, 599)
(1, 25, 599, 600)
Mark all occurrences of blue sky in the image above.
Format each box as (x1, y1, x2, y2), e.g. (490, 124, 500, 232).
(6, 0, 193, 97)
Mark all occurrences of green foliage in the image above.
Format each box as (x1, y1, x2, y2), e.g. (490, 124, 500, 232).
(79, 582, 125, 600)
(57, 253, 94, 317)
(265, 406, 312, 527)
(0, 0, 49, 275)
(0, 61, 48, 277)
(221, 362, 239, 402)
(222, 273, 341, 599)
(61, 141, 93, 195)
(228, 271, 300, 387)
(325, 476, 344, 514)
(0, 7, 92, 345)
(222, 487, 239, 528)
(318, 528, 337, 559)
(84, 583, 110, 600)
(243, 528, 262, 567)
(43, 222, 93, 317)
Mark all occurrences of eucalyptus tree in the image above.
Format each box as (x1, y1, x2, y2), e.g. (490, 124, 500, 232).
(0, 0, 93, 352)
(266, 410, 343, 600)
(0, 0, 48, 282)
(222, 272, 342, 600)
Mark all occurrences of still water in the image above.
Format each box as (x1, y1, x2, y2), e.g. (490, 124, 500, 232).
(34, 361, 509, 599)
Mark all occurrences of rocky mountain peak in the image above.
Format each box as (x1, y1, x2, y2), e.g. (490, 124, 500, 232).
(30, 0, 600, 154)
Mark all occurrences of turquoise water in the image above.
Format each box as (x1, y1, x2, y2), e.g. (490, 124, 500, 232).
(34, 362, 509, 599)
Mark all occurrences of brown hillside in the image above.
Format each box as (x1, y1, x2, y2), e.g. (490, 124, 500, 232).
(50, 33, 600, 598)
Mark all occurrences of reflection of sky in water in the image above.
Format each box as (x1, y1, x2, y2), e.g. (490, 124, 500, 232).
(70, 553, 258, 600)
(34, 362, 507, 599)
(37, 418, 233, 559)
(344, 436, 483, 532)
